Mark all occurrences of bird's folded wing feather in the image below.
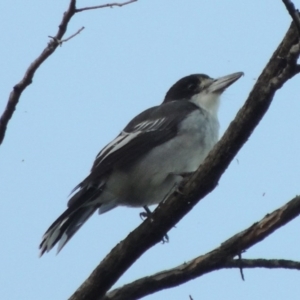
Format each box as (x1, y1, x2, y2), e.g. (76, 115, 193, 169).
(68, 101, 198, 207)
(91, 101, 198, 176)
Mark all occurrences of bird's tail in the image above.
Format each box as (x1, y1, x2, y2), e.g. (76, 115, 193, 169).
(39, 204, 97, 256)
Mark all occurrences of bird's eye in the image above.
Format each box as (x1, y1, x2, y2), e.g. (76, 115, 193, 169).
(187, 83, 197, 90)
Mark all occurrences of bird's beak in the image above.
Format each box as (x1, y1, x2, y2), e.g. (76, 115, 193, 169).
(207, 72, 244, 93)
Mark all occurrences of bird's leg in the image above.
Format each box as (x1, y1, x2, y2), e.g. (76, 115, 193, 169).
(178, 171, 194, 178)
(139, 205, 152, 220)
(167, 171, 194, 196)
(139, 205, 169, 243)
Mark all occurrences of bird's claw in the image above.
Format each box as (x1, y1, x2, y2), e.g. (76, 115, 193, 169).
(139, 211, 149, 220)
(161, 233, 169, 243)
(139, 206, 169, 243)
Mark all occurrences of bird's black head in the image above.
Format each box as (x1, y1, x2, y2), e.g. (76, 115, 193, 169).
(163, 74, 210, 103)
(163, 72, 243, 104)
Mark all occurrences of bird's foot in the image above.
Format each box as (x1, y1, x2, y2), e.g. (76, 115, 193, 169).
(139, 206, 169, 243)
(139, 205, 153, 220)
(173, 171, 194, 196)
(178, 171, 194, 178)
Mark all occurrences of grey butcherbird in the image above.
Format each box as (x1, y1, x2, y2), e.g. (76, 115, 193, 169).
(39, 71, 243, 256)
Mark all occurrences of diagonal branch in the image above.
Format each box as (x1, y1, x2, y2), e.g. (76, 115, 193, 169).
(103, 196, 300, 300)
(0, 0, 138, 146)
(282, 0, 300, 34)
(68, 22, 300, 300)
(0, 0, 76, 145)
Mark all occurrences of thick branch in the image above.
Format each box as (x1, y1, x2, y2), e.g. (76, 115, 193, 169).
(282, 0, 300, 33)
(68, 23, 300, 300)
(103, 196, 300, 299)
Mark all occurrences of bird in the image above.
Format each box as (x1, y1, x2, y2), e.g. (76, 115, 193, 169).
(39, 71, 243, 256)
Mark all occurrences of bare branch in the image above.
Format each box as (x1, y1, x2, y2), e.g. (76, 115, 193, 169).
(0, 0, 137, 146)
(75, 0, 138, 13)
(103, 196, 300, 300)
(0, 0, 76, 145)
(68, 23, 300, 300)
(49, 26, 85, 46)
(270, 42, 300, 88)
(224, 258, 300, 271)
(282, 0, 300, 33)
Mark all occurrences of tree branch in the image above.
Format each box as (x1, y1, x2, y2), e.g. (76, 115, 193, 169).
(48, 26, 85, 46)
(282, 0, 300, 33)
(0, 0, 76, 145)
(68, 22, 300, 300)
(0, 0, 138, 146)
(224, 258, 300, 271)
(102, 196, 300, 299)
(75, 0, 138, 13)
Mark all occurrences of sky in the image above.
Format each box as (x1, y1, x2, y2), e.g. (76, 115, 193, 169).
(1, 0, 300, 299)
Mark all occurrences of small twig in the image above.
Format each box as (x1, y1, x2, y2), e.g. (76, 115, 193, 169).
(48, 26, 85, 46)
(62, 26, 85, 42)
(237, 252, 245, 281)
(76, 0, 138, 13)
(282, 0, 300, 34)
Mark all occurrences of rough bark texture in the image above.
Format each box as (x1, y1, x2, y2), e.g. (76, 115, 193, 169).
(103, 196, 300, 300)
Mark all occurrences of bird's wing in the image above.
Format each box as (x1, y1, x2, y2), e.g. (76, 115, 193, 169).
(68, 101, 199, 207)
(92, 101, 198, 175)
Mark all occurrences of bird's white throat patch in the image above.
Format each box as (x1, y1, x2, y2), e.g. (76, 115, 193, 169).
(190, 92, 220, 117)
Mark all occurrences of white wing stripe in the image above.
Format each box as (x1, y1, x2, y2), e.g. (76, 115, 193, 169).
(133, 118, 165, 131)
(95, 117, 166, 167)
(96, 131, 141, 166)
(96, 134, 127, 160)
(134, 121, 147, 131)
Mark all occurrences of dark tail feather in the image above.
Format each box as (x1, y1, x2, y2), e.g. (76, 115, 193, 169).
(39, 205, 97, 256)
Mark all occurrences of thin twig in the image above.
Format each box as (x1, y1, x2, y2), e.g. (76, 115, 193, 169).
(237, 252, 245, 281)
(62, 26, 85, 43)
(49, 26, 85, 46)
(282, 0, 300, 34)
(76, 0, 137, 13)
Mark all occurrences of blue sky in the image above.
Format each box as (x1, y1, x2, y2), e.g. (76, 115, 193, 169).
(1, 0, 300, 299)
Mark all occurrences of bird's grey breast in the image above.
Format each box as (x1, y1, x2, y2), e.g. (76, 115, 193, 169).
(135, 108, 219, 175)
(175, 108, 219, 172)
